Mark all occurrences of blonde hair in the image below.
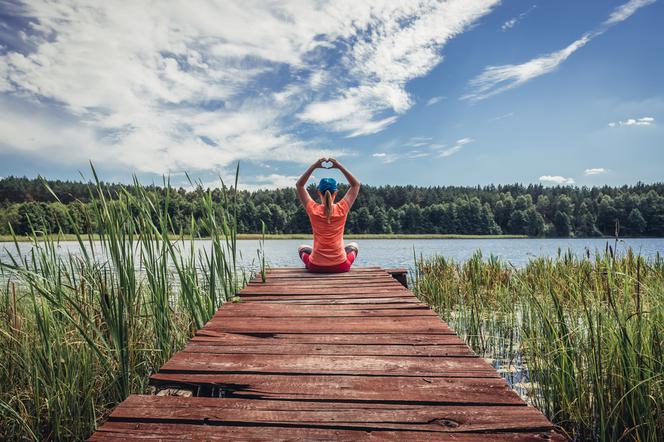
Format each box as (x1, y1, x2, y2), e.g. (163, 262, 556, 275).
(323, 190, 333, 224)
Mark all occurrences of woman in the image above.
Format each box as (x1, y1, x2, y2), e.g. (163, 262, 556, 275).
(296, 157, 360, 273)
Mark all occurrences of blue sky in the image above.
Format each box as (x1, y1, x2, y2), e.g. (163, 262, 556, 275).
(0, 0, 662, 189)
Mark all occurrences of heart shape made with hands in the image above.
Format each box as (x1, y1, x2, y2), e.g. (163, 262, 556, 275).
(321, 160, 333, 169)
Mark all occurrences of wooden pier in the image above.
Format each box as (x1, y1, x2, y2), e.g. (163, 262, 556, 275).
(89, 267, 563, 441)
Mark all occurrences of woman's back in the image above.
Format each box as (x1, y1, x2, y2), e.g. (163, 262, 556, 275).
(305, 198, 350, 266)
(295, 157, 360, 273)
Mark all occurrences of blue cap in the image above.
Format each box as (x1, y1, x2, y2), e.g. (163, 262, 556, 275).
(317, 178, 337, 193)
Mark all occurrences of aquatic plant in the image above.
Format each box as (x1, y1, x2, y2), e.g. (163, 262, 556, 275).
(0, 165, 245, 440)
(414, 248, 663, 441)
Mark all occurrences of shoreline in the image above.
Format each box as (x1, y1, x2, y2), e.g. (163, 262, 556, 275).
(0, 233, 654, 242)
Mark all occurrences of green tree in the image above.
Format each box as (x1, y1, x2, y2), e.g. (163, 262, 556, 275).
(575, 202, 600, 237)
(400, 203, 422, 233)
(557, 194, 573, 216)
(371, 206, 390, 233)
(514, 194, 533, 211)
(626, 208, 647, 234)
(597, 195, 618, 235)
(353, 206, 373, 233)
(536, 195, 552, 219)
(508, 210, 528, 234)
(525, 207, 545, 237)
(553, 210, 572, 237)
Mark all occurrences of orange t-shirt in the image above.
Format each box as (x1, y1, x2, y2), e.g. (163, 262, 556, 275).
(305, 198, 351, 266)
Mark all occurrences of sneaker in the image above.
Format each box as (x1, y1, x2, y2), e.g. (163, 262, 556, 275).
(345, 241, 359, 256)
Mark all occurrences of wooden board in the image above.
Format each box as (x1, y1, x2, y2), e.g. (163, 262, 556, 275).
(182, 343, 474, 357)
(212, 303, 436, 317)
(89, 267, 562, 441)
(90, 422, 565, 442)
(202, 316, 453, 334)
(192, 332, 460, 345)
(149, 374, 518, 403)
(105, 396, 555, 433)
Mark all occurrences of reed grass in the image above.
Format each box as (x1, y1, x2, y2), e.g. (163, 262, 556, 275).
(0, 165, 250, 440)
(414, 247, 663, 441)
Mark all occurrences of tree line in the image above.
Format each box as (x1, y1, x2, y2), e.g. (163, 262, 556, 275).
(0, 176, 663, 237)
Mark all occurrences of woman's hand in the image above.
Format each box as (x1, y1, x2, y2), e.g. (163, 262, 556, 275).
(328, 158, 341, 169)
(313, 157, 327, 168)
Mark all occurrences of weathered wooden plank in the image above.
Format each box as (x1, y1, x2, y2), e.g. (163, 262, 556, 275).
(90, 422, 566, 441)
(249, 275, 397, 281)
(192, 331, 460, 344)
(251, 271, 393, 278)
(249, 271, 393, 280)
(248, 279, 401, 286)
(108, 396, 554, 433)
(212, 309, 437, 318)
(250, 275, 399, 284)
(268, 266, 385, 275)
(237, 293, 416, 302)
(202, 316, 452, 334)
(148, 374, 527, 404)
(241, 296, 422, 304)
(385, 267, 408, 274)
(239, 287, 412, 296)
(182, 342, 475, 357)
(243, 283, 406, 291)
(214, 303, 434, 316)
(159, 353, 496, 377)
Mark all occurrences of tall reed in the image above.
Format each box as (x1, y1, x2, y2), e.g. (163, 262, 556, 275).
(414, 249, 663, 441)
(0, 165, 246, 440)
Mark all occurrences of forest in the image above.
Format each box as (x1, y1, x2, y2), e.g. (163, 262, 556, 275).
(0, 176, 663, 237)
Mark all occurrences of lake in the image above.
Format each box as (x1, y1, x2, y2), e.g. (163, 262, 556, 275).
(1, 237, 662, 273)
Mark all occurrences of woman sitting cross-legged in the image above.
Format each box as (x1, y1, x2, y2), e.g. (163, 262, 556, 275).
(295, 157, 360, 273)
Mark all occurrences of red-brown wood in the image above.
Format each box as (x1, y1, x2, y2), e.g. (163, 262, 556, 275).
(90, 422, 566, 442)
(182, 342, 474, 357)
(202, 316, 453, 334)
(89, 267, 563, 441)
(107, 396, 555, 433)
(192, 331, 460, 344)
(148, 373, 519, 402)
(213, 303, 436, 317)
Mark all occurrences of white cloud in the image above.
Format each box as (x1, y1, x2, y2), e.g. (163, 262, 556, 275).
(464, 0, 655, 101)
(372, 152, 400, 163)
(439, 137, 474, 158)
(539, 175, 575, 185)
(501, 18, 518, 31)
(584, 168, 609, 175)
(194, 173, 305, 191)
(501, 5, 536, 31)
(489, 112, 515, 121)
(0, 0, 499, 175)
(463, 33, 593, 101)
(605, 0, 656, 25)
(426, 96, 444, 106)
(243, 174, 301, 190)
(608, 116, 655, 127)
(373, 135, 473, 162)
(407, 151, 431, 159)
(297, 0, 500, 136)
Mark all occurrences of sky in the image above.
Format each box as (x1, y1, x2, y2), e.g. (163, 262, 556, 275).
(0, 0, 662, 190)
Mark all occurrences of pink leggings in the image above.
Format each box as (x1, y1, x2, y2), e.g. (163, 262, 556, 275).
(300, 249, 357, 273)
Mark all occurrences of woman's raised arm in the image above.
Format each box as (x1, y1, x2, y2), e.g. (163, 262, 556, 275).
(296, 158, 325, 206)
(330, 158, 360, 207)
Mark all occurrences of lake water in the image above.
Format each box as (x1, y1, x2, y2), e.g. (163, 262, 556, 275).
(1, 237, 662, 273)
